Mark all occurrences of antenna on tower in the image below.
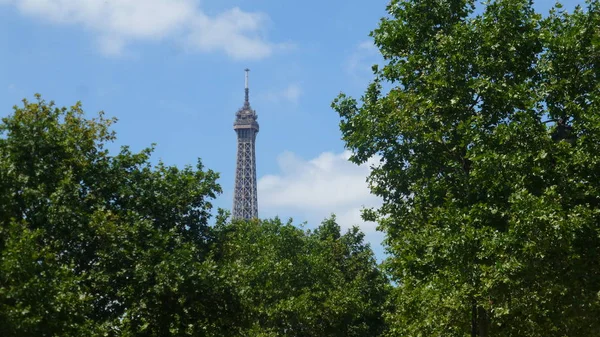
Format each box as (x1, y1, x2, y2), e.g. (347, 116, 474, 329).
(244, 68, 250, 103)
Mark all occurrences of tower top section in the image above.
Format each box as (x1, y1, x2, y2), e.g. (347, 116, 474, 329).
(234, 68, 259, 132)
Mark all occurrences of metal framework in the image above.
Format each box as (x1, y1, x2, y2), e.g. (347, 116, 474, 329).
(232, 69, 259, 219)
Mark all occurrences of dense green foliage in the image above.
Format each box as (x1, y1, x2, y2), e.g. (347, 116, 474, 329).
(213, 216, 389, 336)
(0, 96, 387, 336)
(0, 96, 234, 336)
(333, 0, 600, 336)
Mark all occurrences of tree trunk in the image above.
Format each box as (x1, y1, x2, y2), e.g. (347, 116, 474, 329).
(471, 302, 477, 337)
(471, 302, 490, 337)
(478, 307, 489, 337)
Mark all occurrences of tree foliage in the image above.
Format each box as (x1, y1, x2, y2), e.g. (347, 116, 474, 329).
(0, 95, 388, 336)
(333, 0, 600, 335)
(0, 96, 238, 336)
(213, 215, 389, 336)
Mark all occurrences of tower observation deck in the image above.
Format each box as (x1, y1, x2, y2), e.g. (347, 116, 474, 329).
(232, 69, 259, 219)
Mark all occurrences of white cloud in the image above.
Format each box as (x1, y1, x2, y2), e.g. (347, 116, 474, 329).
(185, 7, 276, 60)
(258, 150, 384, 251)
(357, 40, 378, 52)
(1, 0, 285, 59)
(345, 40, 380, 82)
(281, 84, 302, 103)
(262, 83, 302, 104)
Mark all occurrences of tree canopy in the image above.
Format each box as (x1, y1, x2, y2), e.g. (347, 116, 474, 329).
(0, 95, 237, 336)
(0, 95, 387, 335)
(333, 0, 600, 335)
(213, 215, 389, 336)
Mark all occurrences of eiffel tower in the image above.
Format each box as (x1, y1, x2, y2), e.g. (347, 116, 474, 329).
(232, 69, 259, 219)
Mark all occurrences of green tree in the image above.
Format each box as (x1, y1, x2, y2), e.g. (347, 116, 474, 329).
(0, 95, 240, 336)
(333, 0, 600, 336)
(213, 215, 389, 336)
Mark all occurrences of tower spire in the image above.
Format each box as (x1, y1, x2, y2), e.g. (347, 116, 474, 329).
(233, 68, 259, 220)
(244, 68, 250, 104)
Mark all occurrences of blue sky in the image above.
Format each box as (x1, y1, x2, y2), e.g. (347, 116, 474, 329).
(0, 0, 585, 259)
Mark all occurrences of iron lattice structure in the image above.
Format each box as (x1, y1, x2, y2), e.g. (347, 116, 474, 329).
(232, 69, 259, 219)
